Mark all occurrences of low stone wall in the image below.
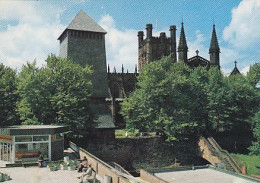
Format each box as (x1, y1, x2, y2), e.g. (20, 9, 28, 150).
(140, 169, 169, 183)
(70, 141, 130, 183)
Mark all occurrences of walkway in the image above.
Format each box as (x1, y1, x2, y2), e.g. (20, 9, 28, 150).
(155, 168, 258, 183)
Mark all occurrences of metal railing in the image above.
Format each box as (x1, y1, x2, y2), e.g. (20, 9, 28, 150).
(207, 137, 242, 173)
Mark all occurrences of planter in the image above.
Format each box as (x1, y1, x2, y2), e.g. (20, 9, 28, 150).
(49, 166, 57, 171)
(68, 166, 76, 171)
(61, 164, 68, 170)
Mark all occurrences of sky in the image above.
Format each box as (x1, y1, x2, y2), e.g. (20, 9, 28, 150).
(0, 0, 259, 75)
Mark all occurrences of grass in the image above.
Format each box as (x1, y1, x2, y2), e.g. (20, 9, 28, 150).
(232, 153, 260, 175)
(115, 129, 157, 138)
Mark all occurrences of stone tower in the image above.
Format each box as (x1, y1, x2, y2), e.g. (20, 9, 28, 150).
(58, 10, 108, 98)
(58, 10, 114, 131)
(138, 24, 177, 70)
(209, 24, 220, 68)
(178, 22, 188, 63)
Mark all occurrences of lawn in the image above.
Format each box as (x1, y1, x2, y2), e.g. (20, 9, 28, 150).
(115, 129, 157, 138)
(232, 154, 260, 175)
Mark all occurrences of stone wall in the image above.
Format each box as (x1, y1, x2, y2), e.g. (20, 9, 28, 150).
(85, 136, 205, 171)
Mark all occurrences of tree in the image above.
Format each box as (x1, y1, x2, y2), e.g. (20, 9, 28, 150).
(17, 55, 92, 136)
(246, 63, 260, 88)
(0, 63, 19, 126)
(121, 56, 208, 141)
(248, 110, 260, 155)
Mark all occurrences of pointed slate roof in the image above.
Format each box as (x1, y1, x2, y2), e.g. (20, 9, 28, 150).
(178, 22, 188, 51)
(58, 10, 106, 40)
(209, 24, 220, 53)
(231, 61, 241, 75)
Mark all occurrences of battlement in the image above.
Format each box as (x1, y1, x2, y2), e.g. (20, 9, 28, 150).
(138, 24, 177, 69)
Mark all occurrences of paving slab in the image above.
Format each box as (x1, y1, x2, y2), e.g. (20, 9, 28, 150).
(0, 166, 102, 183)
(155, 169, 258, 183)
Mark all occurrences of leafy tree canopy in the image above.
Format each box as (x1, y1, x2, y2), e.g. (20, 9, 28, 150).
(17, 55, 92, 136)
(0, 63, 19, 126)
(121, 56, 259, 142)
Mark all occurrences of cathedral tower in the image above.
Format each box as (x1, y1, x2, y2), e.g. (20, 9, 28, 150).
(209, 24, 220, 68)
(58, 10, 108, 98)
(58, 10, 114, 131)
(178, 22, 188, 63)
(138, 24, 177, 70)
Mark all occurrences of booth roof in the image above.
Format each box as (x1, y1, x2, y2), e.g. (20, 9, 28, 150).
(0, 125, 67, 136)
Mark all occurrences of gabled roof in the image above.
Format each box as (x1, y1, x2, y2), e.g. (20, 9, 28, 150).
(230, 61, 241, 75)
(188, 55, 209, 65)
(58, 10, 106, 40)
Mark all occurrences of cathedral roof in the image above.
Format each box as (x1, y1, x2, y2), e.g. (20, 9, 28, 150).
(230, 61, 241, 75)
(58, 10, 106, 40)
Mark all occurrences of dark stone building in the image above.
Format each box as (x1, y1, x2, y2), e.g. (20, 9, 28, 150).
(138, 22, 221, 70)
(59, 11, 222, 131)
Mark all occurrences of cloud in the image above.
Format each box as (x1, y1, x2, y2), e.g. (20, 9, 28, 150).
(187, 30, 208, 59)
(223, 0, 260, 49)
(99, 14, 138, 72)
(241, 66, 250, 76)
(0, 1, 65, 69)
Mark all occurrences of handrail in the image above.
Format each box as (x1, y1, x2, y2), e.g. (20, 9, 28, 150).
(208, 137, 242, 173)
(200, 137, 218, 156)
(113, 162, 132, 176)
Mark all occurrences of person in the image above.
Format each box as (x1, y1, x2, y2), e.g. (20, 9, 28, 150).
(77, 164, 93, 183)
(38, 152, 44, 168)
(78, 156, 88, 172)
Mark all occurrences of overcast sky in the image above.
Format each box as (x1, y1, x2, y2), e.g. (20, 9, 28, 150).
(0, 0, 259, 75)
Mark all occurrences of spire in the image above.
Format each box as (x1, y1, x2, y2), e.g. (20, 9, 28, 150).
(209, 24, 220, 52)
(209, 24, 220, 68)
(108, 64, 110, 73)
(178, 22, 188, 50)
(122, 64, 124, 73)
(113, 66, 116, 73)
(231, 60, 241, 75)
(178, 22, 188, 63)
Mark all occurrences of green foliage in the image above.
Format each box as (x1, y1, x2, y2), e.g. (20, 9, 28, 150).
(17, 55, 92, 136)
(248, 110, 260, 155)
(0, 63, 20, 126)
(232, 154, 260, 175)
(121, 56, 260, 142)
(121, 57, 208, 141)
(246, 63, 260, 87)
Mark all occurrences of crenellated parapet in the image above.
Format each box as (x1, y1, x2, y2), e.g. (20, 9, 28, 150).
(138, 24, 177, 70)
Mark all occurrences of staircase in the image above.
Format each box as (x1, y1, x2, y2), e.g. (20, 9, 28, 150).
(199, 137, 242, 173)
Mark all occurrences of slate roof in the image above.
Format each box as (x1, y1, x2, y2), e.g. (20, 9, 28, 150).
(93, 114, 116, 129)
(58, 10, 106, 40)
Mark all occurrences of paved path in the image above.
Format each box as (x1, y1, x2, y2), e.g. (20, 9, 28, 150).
(0, 166, 102, 183)
(155, 169, 257, 183)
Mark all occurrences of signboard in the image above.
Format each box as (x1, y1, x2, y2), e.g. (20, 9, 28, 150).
(0, 135, 13, 143)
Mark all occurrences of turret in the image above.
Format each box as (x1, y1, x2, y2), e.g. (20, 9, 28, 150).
(178, 22, 188, 63)
(170, 25, 177, 62)
(209, 24, 220, 69)
(138, 31, 144, 46)
(146, 24, 153, 38)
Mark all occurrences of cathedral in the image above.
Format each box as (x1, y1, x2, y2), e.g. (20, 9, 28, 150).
(58, 10, 223, 134)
